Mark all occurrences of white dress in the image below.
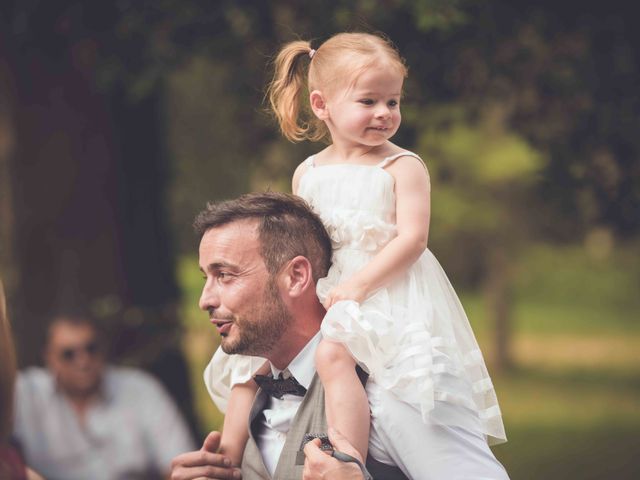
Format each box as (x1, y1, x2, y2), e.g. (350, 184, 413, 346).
(204, 151, 506, 446)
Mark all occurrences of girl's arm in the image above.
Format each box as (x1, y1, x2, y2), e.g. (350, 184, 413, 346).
(291, 161, 309, 195)
(218, 381, 255, 466)
(324, 155, 431, 306)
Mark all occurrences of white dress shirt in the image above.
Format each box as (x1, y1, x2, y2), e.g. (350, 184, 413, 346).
(13, 366, 196, 480)
(254, 332, 321, 476)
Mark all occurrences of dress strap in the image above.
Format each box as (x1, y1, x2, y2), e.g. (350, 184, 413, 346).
(305, 155, 316, 168)
(376, 151, 422, 169)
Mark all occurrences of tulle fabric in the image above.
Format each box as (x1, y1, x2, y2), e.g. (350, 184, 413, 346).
(203, 348, 265, 413)
(299, 154, 506, 445)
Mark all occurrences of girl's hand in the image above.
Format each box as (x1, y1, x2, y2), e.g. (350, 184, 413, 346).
(323, 281, 368, 309)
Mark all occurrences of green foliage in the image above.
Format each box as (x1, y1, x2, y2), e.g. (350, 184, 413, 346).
(496, 425, 640, 479)
(177, 255, 206, 329)
(166, 55, 257, 251)
(408, 0, 469, 32)
(512, 241, 640, 334)
(419, 108, 544, 185)
(3, 0, 637, 237)
(460, 241, 640, 334)
(432, 186, 501, 232)
(415, 102, 545, 272)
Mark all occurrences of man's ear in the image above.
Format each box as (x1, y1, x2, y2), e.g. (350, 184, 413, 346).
(280, 256, 313, 298)
(309, 90, 329, 120)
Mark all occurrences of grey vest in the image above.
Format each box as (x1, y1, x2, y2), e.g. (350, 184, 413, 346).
(241, 373, 409, 479)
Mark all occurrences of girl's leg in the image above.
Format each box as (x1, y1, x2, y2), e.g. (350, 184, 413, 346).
(315, 339, 370, 460)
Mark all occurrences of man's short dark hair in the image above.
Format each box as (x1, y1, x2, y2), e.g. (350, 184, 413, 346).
(193, 192, 332, 281)
(45, 313, 100, 347)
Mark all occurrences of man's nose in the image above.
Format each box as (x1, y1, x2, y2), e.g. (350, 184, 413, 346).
(71, 350, 99, 368)
(199, 282, 220, 312)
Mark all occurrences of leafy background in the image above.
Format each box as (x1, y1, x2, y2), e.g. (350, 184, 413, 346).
(1, 1, 638, 478)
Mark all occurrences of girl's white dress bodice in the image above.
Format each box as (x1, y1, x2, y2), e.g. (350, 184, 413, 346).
(204, 152, 506, 445)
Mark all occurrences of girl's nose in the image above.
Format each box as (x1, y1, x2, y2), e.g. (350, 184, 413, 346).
(375, 105, 391, 118)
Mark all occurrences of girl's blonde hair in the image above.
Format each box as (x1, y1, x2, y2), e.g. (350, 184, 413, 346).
(0, 278, 16, 442)
(267, 32, 408, 142)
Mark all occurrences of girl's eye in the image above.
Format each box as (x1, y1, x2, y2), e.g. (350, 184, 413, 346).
(388, 100, 398, 107)
(359, 99, 374, 105)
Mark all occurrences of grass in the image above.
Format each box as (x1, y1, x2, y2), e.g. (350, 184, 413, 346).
(495, 425, 640, 479)
(177, 243, 640, 479)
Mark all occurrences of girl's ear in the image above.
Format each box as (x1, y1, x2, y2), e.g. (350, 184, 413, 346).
(310, 90, 329, 120)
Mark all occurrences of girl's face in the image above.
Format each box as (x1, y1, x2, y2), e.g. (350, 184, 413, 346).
(322, 66, 404, 148)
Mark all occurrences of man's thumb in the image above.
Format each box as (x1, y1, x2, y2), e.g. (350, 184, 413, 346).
(201, 431, 222, 453)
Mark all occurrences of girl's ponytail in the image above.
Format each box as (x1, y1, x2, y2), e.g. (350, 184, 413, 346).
(267, 40, 315, 142)
(267, 33, 405, 143)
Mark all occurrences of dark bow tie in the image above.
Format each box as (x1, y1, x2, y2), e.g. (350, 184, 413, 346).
(254, 372, 307, 399)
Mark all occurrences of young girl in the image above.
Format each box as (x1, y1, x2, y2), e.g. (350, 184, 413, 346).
(206, 32, 507, 471)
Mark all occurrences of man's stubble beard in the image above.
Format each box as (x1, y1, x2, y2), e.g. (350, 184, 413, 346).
(220, 279, 292, 357)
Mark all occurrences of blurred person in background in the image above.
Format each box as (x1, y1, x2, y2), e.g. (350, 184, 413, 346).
(0, 278, 43, 480)
(12, 313, 196, 480)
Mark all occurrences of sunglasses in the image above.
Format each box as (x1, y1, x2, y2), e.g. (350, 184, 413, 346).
(59, 341, 100, 362)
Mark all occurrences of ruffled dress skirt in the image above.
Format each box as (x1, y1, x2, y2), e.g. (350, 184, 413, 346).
(204, 153, 506, 445)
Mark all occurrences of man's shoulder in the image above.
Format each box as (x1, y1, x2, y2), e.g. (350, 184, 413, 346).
(14, 367, 55, 416)
(104, 366, 167, 396)
(17, 367, 53, 393)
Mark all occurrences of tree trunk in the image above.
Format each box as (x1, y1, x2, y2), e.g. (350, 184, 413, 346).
(2, 17, 200, 440)
(0, 44, 16, 296)
(484, 246, 513, 372)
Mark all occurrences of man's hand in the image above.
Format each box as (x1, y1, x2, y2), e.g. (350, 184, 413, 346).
(303, 428, 364, 480)
(170, 431, 241, 479)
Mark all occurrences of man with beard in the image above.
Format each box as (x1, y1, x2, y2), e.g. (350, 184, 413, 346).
(170, 192, 410, 480)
